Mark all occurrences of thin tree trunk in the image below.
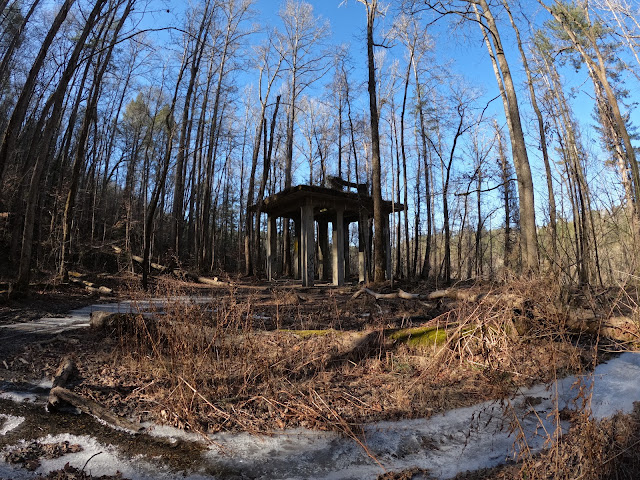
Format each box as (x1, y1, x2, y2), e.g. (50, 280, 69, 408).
(400, 56, 412, 278)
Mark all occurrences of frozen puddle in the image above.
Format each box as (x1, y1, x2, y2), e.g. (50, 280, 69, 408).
(0, 353, 638, 479)
(0, 434, 212, 480)
(0, 414, 24, 435)
(202, 352, 640, 479)
(0, 296, 216, 336)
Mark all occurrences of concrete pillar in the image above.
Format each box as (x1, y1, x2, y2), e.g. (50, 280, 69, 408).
(358, 211, 370, 283)
(300, 202, 315, 287)
(293, 218, 300, 279)
(332, 207, 345, 286)
(343, 219, 350, 280)
(267, 214, 277, 281)
(318, 220, 330, 281)
(383, 213, 392, 281)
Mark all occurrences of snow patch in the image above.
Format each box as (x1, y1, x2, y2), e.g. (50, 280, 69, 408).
(29, 434, 197, 480)
(0, 414, 25, 435)
(143, 423, 203, 443)
(0, 391, 36, 403)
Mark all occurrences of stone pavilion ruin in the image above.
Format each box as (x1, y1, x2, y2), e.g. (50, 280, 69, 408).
(252, 177, 402, 286)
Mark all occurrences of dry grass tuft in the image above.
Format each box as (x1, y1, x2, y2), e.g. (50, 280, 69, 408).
(95, 275, 640, 477)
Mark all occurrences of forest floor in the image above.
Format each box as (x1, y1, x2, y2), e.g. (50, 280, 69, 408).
(0, 273, 639, 479)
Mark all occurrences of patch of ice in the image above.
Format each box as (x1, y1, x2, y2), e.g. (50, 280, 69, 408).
(142, 423, 203, 443)
(202, 402, 542, 480)
(31, 434, 204, 480)
(36, 378, 53, 390)
(201, 353, 640, 479)
(0, 414, 24, 434)
(588, 352, 640, 418)
(0, 392, 36, 403)
(0, 463, 37, 479)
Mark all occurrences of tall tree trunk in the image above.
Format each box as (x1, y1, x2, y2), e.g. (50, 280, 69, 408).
(503, 1, 557, 269)
(473, 0, 538, 271)
(171, 2, 212, 258)
(495, 122, 511, 270)
(413, 61, 432, 280)
(361, 0, 385, 283)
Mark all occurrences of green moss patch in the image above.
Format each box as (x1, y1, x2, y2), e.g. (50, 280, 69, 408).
(389, 325, 448, 349)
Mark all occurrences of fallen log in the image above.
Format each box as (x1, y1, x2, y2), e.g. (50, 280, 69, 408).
(195, 275, 227, 287)
(112, 246, 167, 272)
(89, 311, 139, 331)
(68, 276, 113, 295)
(397, 289, 422, 300)
(51, 356, 74, 390)
(49, 387, 144, 433)
(566, 309, 639, 343)
(352, 286, 488, 303)
(47, 357, 144, 433)
(113, 246, 228, 286)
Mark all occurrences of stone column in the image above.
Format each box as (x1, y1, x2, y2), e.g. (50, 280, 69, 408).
(383, 213, 391, 281)
(293, 218, 300, 279)
(358, 210, 370, 283)
(318, 220, 330, 281)
(267, 214, 277, 281)
(343, 219, 350, 280)
(300, 202, 315, 287)
(332, 206, 345, 286)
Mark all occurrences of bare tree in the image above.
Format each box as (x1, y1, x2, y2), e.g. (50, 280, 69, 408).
(540, 0, 640, 231)
(60, 0, 135, 280)
(169, 0, 215, 259)
(357, 0, 387, 282)
(245, 36, 283, 275)
(471, 0, 538, 271)
(503, 1, 558, 268)
(276, 0, 330, 276)
(17, 0, 110, 289)
(0, 0, 75, 184)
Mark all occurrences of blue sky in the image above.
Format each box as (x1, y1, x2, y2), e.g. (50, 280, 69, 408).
(140, 0, 637, 223)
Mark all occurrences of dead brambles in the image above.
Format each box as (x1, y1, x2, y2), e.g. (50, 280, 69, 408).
(88, 277, 612, 440)
(30, 275, 638, 477)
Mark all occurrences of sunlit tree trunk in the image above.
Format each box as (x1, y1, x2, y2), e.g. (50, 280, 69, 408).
(473, 0, 538, 272)
(360, 0, 386, 282)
